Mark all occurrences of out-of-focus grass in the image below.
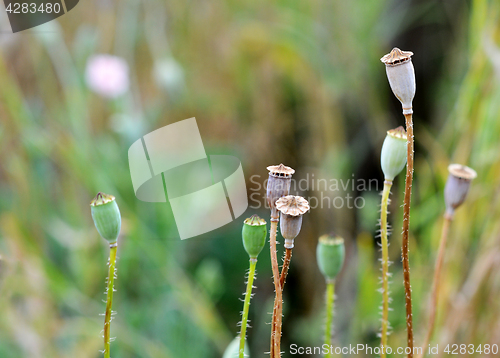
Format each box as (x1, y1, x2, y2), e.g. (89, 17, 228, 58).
(0, 0, 499, 357)
(410, 1, 500, 353)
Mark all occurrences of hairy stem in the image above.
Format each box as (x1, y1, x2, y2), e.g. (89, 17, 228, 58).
(280, 248, 292, 288)
(270, 247, 292, 357)
(271, 307, 276, 358)
(239, 258, 257, 358)
(403, 113, 415, 357)
(324, 280, 335, 357)
(104, 242, 117, 358)
(273, 247, 293, 358)
(418, 214, 452, 358)
(380, 181, 393, 357)
(269, 219, 282, 358)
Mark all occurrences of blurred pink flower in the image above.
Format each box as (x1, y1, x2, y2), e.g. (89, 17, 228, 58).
(85, 55, 129, 98)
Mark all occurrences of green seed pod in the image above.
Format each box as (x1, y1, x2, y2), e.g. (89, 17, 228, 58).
(90, 192, 121, 243)
(316, 234, 345, 281)
(380, 126, 407, 181)
(242, 215, 267, 259)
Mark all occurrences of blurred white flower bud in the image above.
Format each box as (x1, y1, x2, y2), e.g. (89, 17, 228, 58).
(85, 54, 129, 99)
(223, 336, 249, 358)
(381, 48, 416, 115)
(153, 58, 185, 93)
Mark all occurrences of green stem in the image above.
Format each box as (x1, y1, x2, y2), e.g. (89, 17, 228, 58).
(239, 258, 257, 358)
(380, 181, 393, 358)
(104, 242, 118, 358)
(324, 280, 335, 357)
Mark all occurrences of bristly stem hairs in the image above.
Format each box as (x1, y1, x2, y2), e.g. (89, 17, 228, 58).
(379, 126, 408, 356)
(266, 164, 294, 358)
(91, 192, 122, 358)
(239, 215, 267, 358)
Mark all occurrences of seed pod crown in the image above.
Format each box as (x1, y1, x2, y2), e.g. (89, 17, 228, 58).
(380, 48, 413, 66)
(276, 195, 310, 216)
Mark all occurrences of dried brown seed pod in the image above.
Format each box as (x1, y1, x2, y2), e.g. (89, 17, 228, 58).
(266, 164, 295, 219)
(444, 164, 477, 217)
(381, 48, 416, 115)
(276, 195, 310, 248)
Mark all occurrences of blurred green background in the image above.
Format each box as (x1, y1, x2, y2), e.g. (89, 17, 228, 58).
(1, 0, 500, 357)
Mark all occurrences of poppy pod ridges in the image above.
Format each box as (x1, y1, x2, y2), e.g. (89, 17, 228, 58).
(381, 48, 416, 115)
(266, 164, 295, 219)
(242, 215, 267, 259)
(381, 126, 408, 181)
(276, 195, 310, 249)
(444, 164, 477, 217)
(90, 192, 121, 243)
